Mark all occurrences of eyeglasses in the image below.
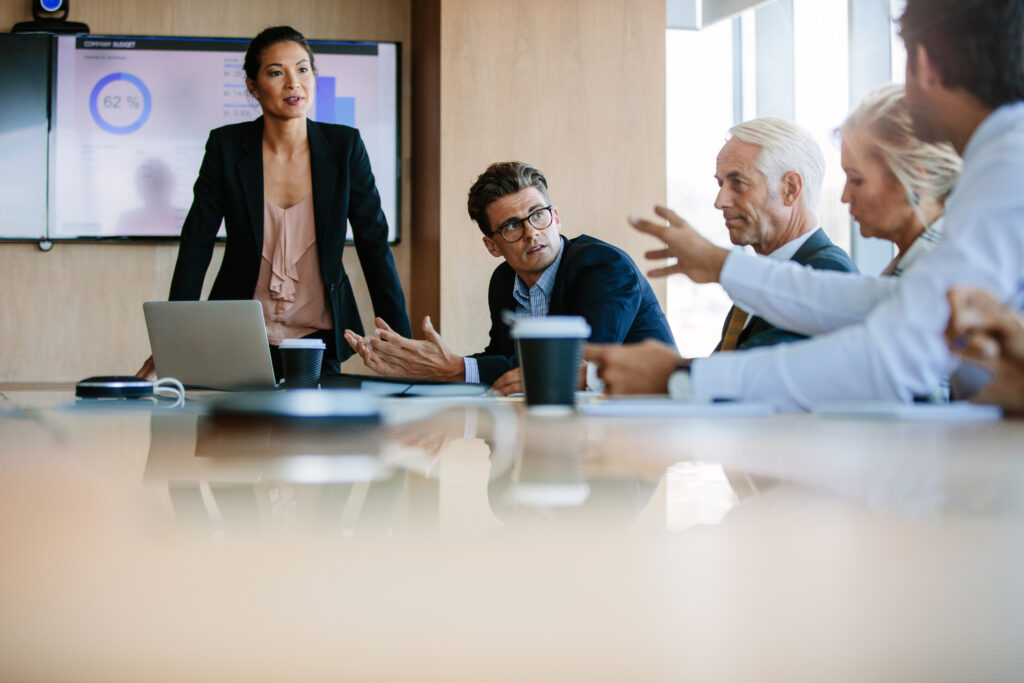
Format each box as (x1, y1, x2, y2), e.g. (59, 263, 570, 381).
(491, 206, 554, 243)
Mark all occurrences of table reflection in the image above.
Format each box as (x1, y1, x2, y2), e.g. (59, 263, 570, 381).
(133, 399, 1024, 540)
(143, 404, 701, 534)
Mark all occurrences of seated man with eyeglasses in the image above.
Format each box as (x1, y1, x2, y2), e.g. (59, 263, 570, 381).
(343, 161, 674, 393)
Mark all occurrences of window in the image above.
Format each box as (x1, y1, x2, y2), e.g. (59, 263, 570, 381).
(665, 21, 737, 357)
(666, 0, 897, 355)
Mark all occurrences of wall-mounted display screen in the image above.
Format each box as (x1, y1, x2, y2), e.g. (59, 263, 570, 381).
(0, 33, 400, 243)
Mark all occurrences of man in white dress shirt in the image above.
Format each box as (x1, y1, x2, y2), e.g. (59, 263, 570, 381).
(586, 0, 1024, 409)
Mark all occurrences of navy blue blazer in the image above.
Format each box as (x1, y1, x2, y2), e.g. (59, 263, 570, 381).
(718, 227, 858, 351)
(168, 117, 411, 365)
(472, 234, 675, 384)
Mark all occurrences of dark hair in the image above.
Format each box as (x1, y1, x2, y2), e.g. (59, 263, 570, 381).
(243, 26, 316, 83)
(898, 0, 1024, 109)
(467, 162, 551, 235)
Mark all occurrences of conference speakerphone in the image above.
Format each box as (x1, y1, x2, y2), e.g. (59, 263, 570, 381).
(75, 375, 186, 406)
(75, 375, 154, 399)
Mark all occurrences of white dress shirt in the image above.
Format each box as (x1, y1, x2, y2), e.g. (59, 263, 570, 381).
(728, 229, 817, 333)
(767, 229, 816, 263)
(691, 102, 1024, 410)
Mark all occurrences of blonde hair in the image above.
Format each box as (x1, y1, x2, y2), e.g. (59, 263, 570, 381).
(838, 83, 962, 226)
(729, 117, 825, 213)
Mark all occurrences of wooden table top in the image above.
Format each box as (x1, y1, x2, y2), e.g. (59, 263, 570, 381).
(2, 387, 1022, 681)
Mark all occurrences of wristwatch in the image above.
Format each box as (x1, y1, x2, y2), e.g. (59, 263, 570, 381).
(667, 361, 692, 400)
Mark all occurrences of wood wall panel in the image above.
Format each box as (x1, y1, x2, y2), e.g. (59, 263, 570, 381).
(0, 0, 411, 381)
(410, 0, 442, 331)
(436, 0, 667, 354)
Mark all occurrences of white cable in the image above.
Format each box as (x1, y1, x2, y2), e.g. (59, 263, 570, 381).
(152, 377, 185, 407)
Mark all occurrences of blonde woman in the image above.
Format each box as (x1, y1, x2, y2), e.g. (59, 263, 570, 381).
(838, 83, 961, 276)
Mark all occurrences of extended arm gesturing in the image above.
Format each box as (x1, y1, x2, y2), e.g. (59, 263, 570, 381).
(720, 251, 898, 336)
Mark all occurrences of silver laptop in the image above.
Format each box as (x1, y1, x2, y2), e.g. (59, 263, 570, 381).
(143, 301, 277, 389)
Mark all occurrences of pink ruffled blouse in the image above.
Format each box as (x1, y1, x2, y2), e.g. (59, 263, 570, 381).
(253, 196, 333, 345)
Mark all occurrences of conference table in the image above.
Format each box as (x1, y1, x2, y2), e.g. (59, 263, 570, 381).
(1, 385, 1022, 681)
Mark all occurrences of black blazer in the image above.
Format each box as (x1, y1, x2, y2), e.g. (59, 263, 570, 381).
(717, 227, 858, 351)
(472, 234, 676, 384)
(168, 117, 411, 364)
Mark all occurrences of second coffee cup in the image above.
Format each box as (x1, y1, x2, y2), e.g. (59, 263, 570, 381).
(509, 315, 591, 411)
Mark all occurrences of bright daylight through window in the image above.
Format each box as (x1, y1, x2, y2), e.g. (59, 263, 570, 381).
(665, 0, 906, 357)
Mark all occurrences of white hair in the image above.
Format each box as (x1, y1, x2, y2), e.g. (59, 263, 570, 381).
(838, 83, 961, 228)
(728, 117, 825, 213)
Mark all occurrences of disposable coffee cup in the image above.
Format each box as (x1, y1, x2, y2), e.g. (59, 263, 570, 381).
(510, 315, 591, 413)
(279, 338, 326, 389)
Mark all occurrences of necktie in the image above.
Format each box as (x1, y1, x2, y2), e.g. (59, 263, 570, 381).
(719, 306, 749, 352)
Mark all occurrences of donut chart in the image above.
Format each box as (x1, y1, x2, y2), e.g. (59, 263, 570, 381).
(88, 72, 152, 135)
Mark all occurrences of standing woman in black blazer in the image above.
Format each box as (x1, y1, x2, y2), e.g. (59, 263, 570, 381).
(138, 26, 410, 379)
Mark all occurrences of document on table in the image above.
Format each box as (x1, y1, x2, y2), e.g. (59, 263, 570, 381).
(811, 401, 1002, 421)
(323, 374, 489, 397)
(578, 398, 775, 417)
(359, 381, 489, 398)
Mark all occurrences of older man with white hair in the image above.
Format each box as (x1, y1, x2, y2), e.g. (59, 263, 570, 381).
(707, 117, 856, 351)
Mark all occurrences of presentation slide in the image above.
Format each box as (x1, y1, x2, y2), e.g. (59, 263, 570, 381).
(50, 36, 399, 241)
